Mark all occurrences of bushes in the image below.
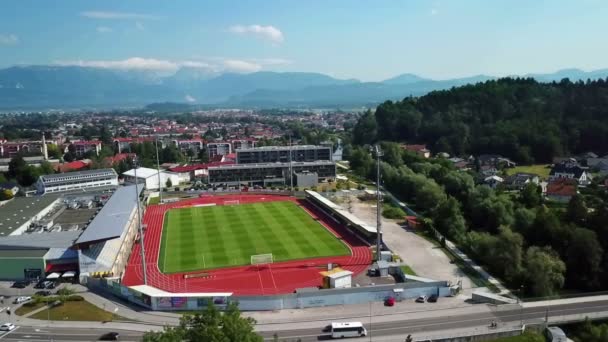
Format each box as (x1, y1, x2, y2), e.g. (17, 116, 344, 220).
(382, 203, 405, 219)
(66, 295, 84, 301)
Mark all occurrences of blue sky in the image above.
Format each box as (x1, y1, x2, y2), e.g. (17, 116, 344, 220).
(0, 0, 607, 81)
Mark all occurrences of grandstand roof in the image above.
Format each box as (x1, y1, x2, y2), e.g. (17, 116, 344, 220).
(236, 145, 329, 152)
(0, 231, 81, 249)
(0, 195, 60, 236)
(75, 185, 141, 245)
(305, 190, 377, 235)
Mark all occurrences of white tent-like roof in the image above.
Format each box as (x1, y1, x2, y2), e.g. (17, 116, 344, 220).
(62, 271, 76, 278)
(46, 272, 61, 279)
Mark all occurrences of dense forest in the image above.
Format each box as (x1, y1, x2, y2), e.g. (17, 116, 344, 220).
(353, 78, 608, 163)
(348, 78, 608, 297)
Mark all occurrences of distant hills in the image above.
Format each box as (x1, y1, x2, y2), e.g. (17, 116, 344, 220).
(1, 65, 608, 110)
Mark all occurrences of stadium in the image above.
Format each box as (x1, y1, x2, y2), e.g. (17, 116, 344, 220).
(121, 192, 373, 296)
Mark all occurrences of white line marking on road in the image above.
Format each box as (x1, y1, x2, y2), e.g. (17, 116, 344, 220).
(0, 326, 19, 340)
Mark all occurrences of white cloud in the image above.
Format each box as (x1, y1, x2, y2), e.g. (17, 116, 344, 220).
(56, 57, 180, 72)
(135, 21, 145, 30)
(228, 24, 284, 44)
(0, 34, 18, 45)
(430, 8, 438, 15)
(96, 26, 113, 33)
(55, 57, 289, 74)
(185, 95, 196, 103)
(222, 59, 262, 73)
(81, 11, 160, 20)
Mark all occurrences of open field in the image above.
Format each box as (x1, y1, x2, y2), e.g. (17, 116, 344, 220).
(158, 201, 350, 273)
(505, 164, 552, 179)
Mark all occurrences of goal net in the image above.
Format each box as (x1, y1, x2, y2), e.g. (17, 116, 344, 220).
(251, 253, 273, 265)
(224, 200, 240, 206)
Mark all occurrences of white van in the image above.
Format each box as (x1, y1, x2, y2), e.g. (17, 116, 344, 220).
(13, 296, 31, 304)
(330, 322, 367, 338)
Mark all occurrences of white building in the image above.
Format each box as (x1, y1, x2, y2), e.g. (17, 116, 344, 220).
(122, 167, 181, 190)
(36, 169, 119, 194)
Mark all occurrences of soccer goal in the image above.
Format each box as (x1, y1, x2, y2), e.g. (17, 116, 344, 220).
(224, 200, 240, 206)
(251, 253, 273, 266)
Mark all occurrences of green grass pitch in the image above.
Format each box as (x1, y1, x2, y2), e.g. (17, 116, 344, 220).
(158, 201, 351, 273)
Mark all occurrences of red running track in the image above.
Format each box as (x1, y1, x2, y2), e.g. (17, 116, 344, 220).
(122, 194, 372, 295)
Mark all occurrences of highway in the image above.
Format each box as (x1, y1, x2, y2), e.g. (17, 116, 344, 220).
(258, 300, 608, 341)
(0, 326, 144, 341)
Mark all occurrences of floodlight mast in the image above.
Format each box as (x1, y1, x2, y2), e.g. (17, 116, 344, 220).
(134, 158, 148, 285)
(373, 145, 383, 261)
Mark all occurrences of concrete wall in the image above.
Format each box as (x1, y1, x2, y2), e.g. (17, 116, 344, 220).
(236, 282, 450, 311)
(0, 256, 45, 280)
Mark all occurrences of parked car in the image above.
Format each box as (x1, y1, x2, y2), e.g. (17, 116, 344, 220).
(34, 281, 46, 289)
(384, 297, 396, 306)
(0, 323, 15, 331)
(99, 332, 120, 340)
(45, 282, 56, 289)
(415, 295, 428, 303)
(13, 296, 31, 304)
(12, 281, 28, 289)
(35, 291, 51, 297)
(427, 294, 438, 303)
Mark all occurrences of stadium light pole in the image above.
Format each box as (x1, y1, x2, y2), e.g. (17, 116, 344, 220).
(155, 135, 162, 203)
(134, 158, 148, 285)
(373, 145, 383, 261)
(289, 135, 294, 192)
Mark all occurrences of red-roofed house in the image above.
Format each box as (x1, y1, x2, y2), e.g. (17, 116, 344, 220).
(104, 153, 136, 166)
(54, 160, 91, 173)
(546, 178, 577, 203)
(402, 144, 431, 158)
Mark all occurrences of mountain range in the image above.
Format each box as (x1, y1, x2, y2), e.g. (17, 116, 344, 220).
(1, 66, 608, 110)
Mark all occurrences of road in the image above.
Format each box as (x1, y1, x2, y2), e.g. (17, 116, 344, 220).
(0, 326, 144, 341)
(258, 300, 608, 341)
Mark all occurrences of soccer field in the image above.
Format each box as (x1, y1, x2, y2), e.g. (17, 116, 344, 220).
(158, 201, 351, 273)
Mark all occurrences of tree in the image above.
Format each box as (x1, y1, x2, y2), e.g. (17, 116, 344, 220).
(432, 197, 467, 242)
(519, 183, 542, 208)
(352, 110, 377, 145)
(566, 194, 588, 225)
(198, 147, 209, 163)
(414, 180, 446, 212)
(46, 144, 63, 159)
(187, 149, 195, 162)
(523, 246, 566, 297)
(349, 147, 374, 178)
(572, 318, 608, 342)
(0, 189, 13, 201)
(143, 302, 262, 342)
(565, 227, 603, 290)
(8, 155, 27, 179)
(165, 178, 173, 188)
(39, 161, 55, 175)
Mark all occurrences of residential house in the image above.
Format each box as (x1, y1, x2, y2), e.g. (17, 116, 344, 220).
(549, 160, 591, 185)
(503, 173, 540, 191)
(478, 154, 517, 169)
(545, 179, 577, 203)
(402, 144, 431, 158)
(483, 175, 504, 189)
(447, 157, 470, 170)
(68, 140, 101, 157)
(586, 156, 608, 175)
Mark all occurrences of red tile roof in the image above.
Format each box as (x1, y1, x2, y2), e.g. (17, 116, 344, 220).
(105, 153, 135, 165)
(546, 179, 577, 197)
(54, 160, 91, 172)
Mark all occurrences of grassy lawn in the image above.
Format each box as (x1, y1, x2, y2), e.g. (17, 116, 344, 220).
(400, 265, 417, 276)
(505, 164, 552, 179)
(487, 331, 544, 341)
(149, 196, 160, 205)
(15, 302, 45, 316)
(158, 201, 350, 273)
(29, 301, 126, 322)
